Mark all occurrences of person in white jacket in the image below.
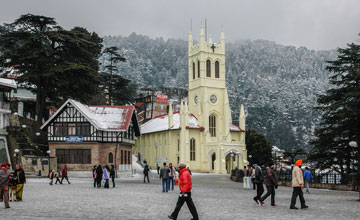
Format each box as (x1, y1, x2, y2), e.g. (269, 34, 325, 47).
(290, 160, 308, 209)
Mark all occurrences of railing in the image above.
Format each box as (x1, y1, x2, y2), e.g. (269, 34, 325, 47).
(278, 171, 342, 184)
(0, 101, 10, 110)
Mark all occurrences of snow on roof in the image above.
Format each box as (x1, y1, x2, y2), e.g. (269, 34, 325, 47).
(229, 124, 245, 132)
(0, 78, 16, 89)
(141, 113, 245, 134)
(41, 99, 135, 131)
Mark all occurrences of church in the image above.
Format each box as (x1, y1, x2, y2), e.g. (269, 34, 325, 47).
(134, 27, 247, 174)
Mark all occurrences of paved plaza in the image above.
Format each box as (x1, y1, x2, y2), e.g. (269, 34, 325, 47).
(1, 173, 359, 220)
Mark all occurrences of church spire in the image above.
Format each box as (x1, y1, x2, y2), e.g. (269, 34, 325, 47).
(239, 104, 245, 131)
(188, 32, 193, 53)
(200, 25, 205, 45)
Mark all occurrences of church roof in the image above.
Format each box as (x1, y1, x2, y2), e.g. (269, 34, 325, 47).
(0, 78, 16, 89)
(41, 99, 139, 133)
(140, 112, 244, 134)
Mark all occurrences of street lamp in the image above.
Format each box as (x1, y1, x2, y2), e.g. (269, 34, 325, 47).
(14, 149, 20, 164)
(47, 150, 51, 174)
(35, 132, 41, 136)
(349, 141, 358, 172)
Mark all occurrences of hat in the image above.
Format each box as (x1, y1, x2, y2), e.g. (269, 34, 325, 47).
(178, 163, 186, 168)
(0, 163, 6, 168)
(295, 160, 303, 166)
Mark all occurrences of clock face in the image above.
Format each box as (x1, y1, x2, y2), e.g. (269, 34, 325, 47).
(210, 95, 217, 103)
(194, 96, 198, 104)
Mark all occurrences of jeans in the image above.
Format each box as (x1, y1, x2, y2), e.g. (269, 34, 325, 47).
(61, 176, 70, 184)
(253, 182, 264, 201)
(249, 177, 253, 189)
(169, 176, 175, 190)
(170, 192, 199, 220)
(290, 187, 306, 208)
(144, 174, 150, 183)
(162, 178, 169, 192)
(305, 179, 310, 193)
(260, 185, 275, 205)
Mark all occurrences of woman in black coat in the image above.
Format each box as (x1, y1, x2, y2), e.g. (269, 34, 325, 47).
(95, 165, 103, 188)
(110, 165, 116, 188)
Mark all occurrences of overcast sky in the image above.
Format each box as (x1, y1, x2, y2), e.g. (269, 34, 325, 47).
(1, 0, 359, 50)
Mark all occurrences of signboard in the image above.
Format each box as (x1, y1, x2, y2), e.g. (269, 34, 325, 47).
(65, 136, 83, 143)
(156, 94, 168, 102)
(156, 157, 168, 163)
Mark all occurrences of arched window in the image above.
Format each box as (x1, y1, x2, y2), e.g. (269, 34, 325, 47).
(190, 138, 196, 161)
(206, 60, 211, 77)
(209, 115, 216, 137)
(197, 60, 200, 78)
(215, 61, 220, 78)
(109, 152, 113, 164)
(192, 62, 195, 79)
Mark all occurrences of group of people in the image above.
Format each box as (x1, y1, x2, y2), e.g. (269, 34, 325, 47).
(252, 160, 310, 209)
(242, 165, 256, 189)
(48, 164, 70, 185)
(0, 163, 26, 208)
(92, 164, 116, 188)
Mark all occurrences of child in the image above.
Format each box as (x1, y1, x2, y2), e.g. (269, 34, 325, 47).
(8, 172, 17, 202)
(55, 169, 61, 184)
(49, 169, 55, 185)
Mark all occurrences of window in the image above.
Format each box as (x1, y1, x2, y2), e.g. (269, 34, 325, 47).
(55, 123, 90, 136)
(109, 152, 113, 164)
(198, 60, 200, 78)
(192, 62, 195, 79)
(68, 123, 76, 135)
(206, 60, 211, 77)
(121, 150, 124, 164)
(54, 123, 67, 136)
(32, 159, 37, 166)
(56, 149, 91, 164)
(209, 115, 216, 137)
(190, 138, 196, 161)
(215, 61, 220, 78)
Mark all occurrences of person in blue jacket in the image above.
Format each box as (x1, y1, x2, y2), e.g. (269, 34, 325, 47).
(303, 167, 313, 194)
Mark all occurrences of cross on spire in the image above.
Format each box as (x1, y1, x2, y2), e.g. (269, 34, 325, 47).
(211, 44, 216, 52)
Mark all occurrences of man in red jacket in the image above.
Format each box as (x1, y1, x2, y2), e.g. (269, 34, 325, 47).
(168, 163, 199, 220)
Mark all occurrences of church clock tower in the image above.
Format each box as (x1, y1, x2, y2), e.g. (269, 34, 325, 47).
(188, 26, 232, 142)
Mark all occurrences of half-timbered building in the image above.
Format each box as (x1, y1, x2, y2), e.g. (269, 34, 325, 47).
(40, 99, 140, 171)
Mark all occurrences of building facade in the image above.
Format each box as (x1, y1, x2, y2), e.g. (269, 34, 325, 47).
(41, 99, 140, 171)
(0, 78, 16, 164)
(134, 27, 247, 174)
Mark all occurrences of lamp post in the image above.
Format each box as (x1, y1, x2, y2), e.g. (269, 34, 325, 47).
(47, 150, 51, 174)
(14, 149, 20, 164)
(349, 141, 358, 172)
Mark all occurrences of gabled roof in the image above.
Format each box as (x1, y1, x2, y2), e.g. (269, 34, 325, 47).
(141, 112, 244, 134)
(0, 78, 16, 89)
(40, 99, 139, 133)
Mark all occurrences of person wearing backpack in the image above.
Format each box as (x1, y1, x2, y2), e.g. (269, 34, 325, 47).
(159, 163, 170, 192)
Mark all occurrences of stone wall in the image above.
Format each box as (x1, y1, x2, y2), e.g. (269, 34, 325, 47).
(20, 155, 57, 177)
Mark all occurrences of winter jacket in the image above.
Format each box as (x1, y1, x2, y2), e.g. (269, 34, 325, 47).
(14, 168, 26, 184)
(8, 175, 17, 188)
(143, 165, 149, 175)
(0, 169, 11, 187)
(95, 167, 103, 181)
(103, 168, 109, 180)
(62, 167, 68, 177)
(169, 166, 177, 177)
(179, 168, 192, 193)
(159, 166, 170, 179)
(264, 167, 277, 186)
(292, 166, 304, 187)
(304, 170, 313, 180)
(254, 166, 264, 183)
(110, 168, 115, 178)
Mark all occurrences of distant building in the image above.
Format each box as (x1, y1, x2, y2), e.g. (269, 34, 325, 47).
(134, 27, 247, 173)
(40, 99, 140, 172)
(135, 92, 169, 124)
(0, 78, 16, 164)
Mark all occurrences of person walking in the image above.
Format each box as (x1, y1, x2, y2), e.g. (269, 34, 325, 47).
(243, 166, 250, 189)
(159, 162, 170, 192)
(156, 164, 160, 176)
(248, 165, 253, 189)
(95, 165, 103, 188)
(110, 165, 116, 188)
(49, 169, 55, 185)
(259, 162, 278, 206)
(143, 164, 150, 183)
(92, 165, 97, 188)
(55, 169, 61, 184)
(168, 163, 177, 191)
(60, 164, 70, 184)
(168, 163, 199, 220)
(14, 164, 26, 201)
(253, 163, 265, 204)
(251, 164, 256, 190)
(303, 167, 313, 194)
(0, 163, 11, 208)
(103, 165, 110, 188)
(290, 160, 308, 209)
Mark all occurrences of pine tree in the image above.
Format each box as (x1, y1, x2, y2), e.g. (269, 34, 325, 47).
(246, 129, 273, 165)
(309, 36, 360, 183)
(0, 14, 103, 121)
